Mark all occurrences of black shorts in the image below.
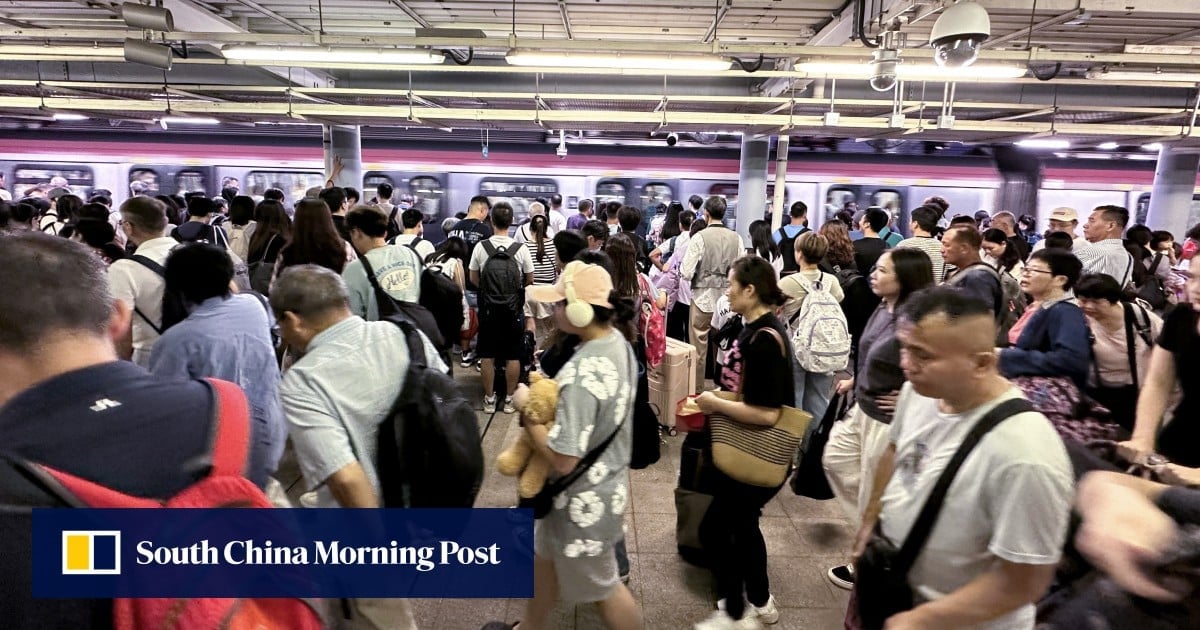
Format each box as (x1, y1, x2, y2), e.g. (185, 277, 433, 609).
(476, 308, 524, 361)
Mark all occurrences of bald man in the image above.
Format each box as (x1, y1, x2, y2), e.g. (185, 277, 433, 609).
(851, 286, 1073, 629)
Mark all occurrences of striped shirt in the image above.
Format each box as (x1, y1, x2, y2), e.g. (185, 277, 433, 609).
(895, 236, 945, 284)
(1074, 238, 1134, 288)
(526, 238, 559, 285)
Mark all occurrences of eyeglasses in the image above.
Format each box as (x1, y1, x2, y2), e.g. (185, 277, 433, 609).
(1021, 267, 1053, 276)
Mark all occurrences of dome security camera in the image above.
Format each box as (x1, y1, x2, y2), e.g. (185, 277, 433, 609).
(869, 30, 903, 92)
(930, 1, 991, 68)
(666, 132, 679, 147)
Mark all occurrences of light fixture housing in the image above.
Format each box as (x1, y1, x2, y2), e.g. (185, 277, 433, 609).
(121, 2, 174, 31)
(52, 113, 90, 121)
(160, 116, 220, 126)
(1143, 142, 1164, 151)
(1087, 69, 1200, 82)
(1015, 138, 1070, 149)
(124, 38, 173, 70)
(0, 44, 124, 58)
(797, 61, 1025, 80)
(930, 1, 991, 68)
(1097, 142, 1120, 150)
(221, 46, 445, 65)
(505, 50, 732, 71)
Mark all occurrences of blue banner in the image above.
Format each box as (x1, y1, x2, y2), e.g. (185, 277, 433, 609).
(33, 508, 533, 598)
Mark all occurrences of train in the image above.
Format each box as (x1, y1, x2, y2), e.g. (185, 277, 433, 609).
(3, 135, 1197, 242)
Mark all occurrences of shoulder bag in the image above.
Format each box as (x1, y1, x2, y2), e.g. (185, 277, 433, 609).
(707, 326, 812, 487)
(855, 397, 1034, 630)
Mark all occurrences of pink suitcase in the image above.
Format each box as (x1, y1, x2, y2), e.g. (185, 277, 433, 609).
(648, 337, 697, 434)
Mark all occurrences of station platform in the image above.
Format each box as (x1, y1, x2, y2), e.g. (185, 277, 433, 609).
(276, 360, 853, 629)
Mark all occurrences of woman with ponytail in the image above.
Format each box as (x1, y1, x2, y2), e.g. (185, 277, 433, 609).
(522, 213, 562, 353)
(693, 255, 794, 629)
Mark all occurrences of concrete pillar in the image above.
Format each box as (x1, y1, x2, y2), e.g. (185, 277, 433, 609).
(770, 135, 790, 232)
(323, 124, 362, 190)
(735, 135, 770, 241)
(991, 145, 1041, 223)
(1147, 145, 1200, 236)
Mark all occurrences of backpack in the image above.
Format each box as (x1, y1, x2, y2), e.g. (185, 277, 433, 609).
(1136, 253, 1169, 310)
(375, 318, 484, 507)
(478, 241, 525, 316)
(974, 263, 1026, 345)
(786, 273, 851, 373)
(3, 379, 323, 630)
(357, 249, 445, 349)
(386, 207, 402, 242)
(831, 265, 879, 350)
(420, 260, 466, 352)
(776, 226, 807, 277)
(636, 274, 666, 369)
(653, 236, 683, 310)
(129, 255, 189, 334)
(248, 234, 279, 295)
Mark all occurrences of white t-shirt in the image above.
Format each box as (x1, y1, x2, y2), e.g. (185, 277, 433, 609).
(513, 220, 556, 245)
(391, 233, 436, 261)
(107, 236, 178, 367)
(547, 209, 567, 234)
(468, 235, 536, 276)
(880, 384, 1074, 630)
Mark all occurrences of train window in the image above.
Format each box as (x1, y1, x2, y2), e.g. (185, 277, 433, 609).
(408, 176, 444, 221)
(595, 181, 626, 206)
(872, 190, 902, 213)
(826, 187, 858, 213)
(363, 174, 395, 200)
(127, 168, 160, 196)
(480, 178, 558, 225)
(1136, 193, 1151, 225)
(246, 171, 324, 203)
(175, 170, 207, 194)
(641, 183, 674, 207)
(12, 164, 94, 199)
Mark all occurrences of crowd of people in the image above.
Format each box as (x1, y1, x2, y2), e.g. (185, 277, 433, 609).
(1, 172, 1200, 630)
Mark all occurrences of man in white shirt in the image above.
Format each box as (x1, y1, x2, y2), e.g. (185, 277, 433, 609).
(895, 205, 946, 282)
(389, 208, 436, 261)
(1074, 205, 1136, 287)
(343, 205, 423, 322)
(1032, 207, 1089, 252)
(855, 286, 1073, 630)
(547, 193, 568, 234)
(468, 202, 535, 414)
(107, 196, 177, 367)
(681, 197, 744, 391)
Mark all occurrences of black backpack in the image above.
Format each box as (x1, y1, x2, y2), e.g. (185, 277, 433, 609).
(479, 241, 525, 315)
(833, 265, 880, 356)
(1136, 253, 1169, 310)
(129, 255, 189, 334)
(420, 260, 466, 352)
(375, 317, 483, 508)
(357, 249, 445, 349)
(776, 226, 807, 276)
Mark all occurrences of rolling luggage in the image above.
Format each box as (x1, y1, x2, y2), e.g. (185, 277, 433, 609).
(675, 431, 715, 567)
(649, 337, 697, 435)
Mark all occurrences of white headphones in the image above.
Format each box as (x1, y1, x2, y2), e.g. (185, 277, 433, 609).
(564, 264, 595, 328)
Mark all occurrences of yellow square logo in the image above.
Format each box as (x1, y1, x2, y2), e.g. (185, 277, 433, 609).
(61, 531, 121, 575)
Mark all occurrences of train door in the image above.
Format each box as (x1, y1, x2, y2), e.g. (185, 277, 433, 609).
(907, 186, 990, 223)
(11, 162, 94, 199)
(242, 170, 325, 206)
(1135, 192, 1200, 230)
(595, 178, 629, 207)
(129, 165, 214, 198)
(478, 177, 559, 234)
(821, 184, 910, 237)
(364, 171, 449, 240)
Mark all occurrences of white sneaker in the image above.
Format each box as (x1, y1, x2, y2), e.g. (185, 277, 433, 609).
(693, 610, 736, 630)
(483, 395, 497, 414)
(503, 396, 516, 414)
(747, 595, 779, 625)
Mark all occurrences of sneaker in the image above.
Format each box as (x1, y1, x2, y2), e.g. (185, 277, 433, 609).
(693, 610, 736, 630)
(827, 563, 855, 590)
(460, 350, 475, 367)
(483, 395, 497, 414)
(747, 595, 779, 625)
(503, 396, 516, 414)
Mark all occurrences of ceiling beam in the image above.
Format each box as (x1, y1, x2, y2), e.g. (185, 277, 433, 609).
(226, 0, 312, 34)
(1138, 27, 1200, 46)
(388, 0, 429, 28)
(984, 10, 1084, 49)
(0, 14, 40, 29)
(558, 1, 573, 40)
(702, 0, 731, 44)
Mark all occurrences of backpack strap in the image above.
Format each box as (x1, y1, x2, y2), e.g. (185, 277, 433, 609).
(481, 240, 498, 258)
(206, 378, 250, 478)
(1148, 252, 1164, 275)
(129, 255, 166, 335)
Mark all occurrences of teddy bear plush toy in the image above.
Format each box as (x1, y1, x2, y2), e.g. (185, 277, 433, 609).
(495, 372, 559, 498)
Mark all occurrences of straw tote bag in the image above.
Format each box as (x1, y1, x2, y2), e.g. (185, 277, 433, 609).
(708, 327, 812, 487)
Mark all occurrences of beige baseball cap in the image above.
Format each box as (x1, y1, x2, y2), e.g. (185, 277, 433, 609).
(1048, 207, 1078, 222)
(527, 261, 614, 308)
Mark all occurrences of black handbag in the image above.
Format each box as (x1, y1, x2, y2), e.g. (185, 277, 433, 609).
(855, 398, 1033, 630)
(518, 416, 626, 519)
(790, 391, 850, 500)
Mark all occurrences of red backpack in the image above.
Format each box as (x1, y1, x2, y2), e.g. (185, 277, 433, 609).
(20, 379, 323, 630)
(637, 274, 666, 369)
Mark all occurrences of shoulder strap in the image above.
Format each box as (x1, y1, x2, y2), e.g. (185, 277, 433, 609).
(776, 227, 788, 240)
(205, 378, 250, 478)
(1149, 252, 1164, 274)
(128, 255, 167, 334)
(504, 242, 522, 256)
(481, 240, 498, 257)
(893, 397, 1034, 572)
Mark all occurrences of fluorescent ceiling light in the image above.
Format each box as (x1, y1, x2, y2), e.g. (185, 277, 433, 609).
(52, 113, 90, 121)
(160, 116, 220, 125)
(222, 46, 445, 65)
(1143, 142, 1163, 151)
(1016, 138, 1070, 149)
(1088, 69, 1200, 82)
(1097, 142, 1119, 150)
(505, 51, 732, 71)
(796, 61, 1026, 80)
(0, 44, 124, 57)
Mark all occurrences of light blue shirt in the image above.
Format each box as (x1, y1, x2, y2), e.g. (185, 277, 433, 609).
(771, 224, 808, 244)
(147, 294, 284, 487)
(280, 316, 445, 507)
